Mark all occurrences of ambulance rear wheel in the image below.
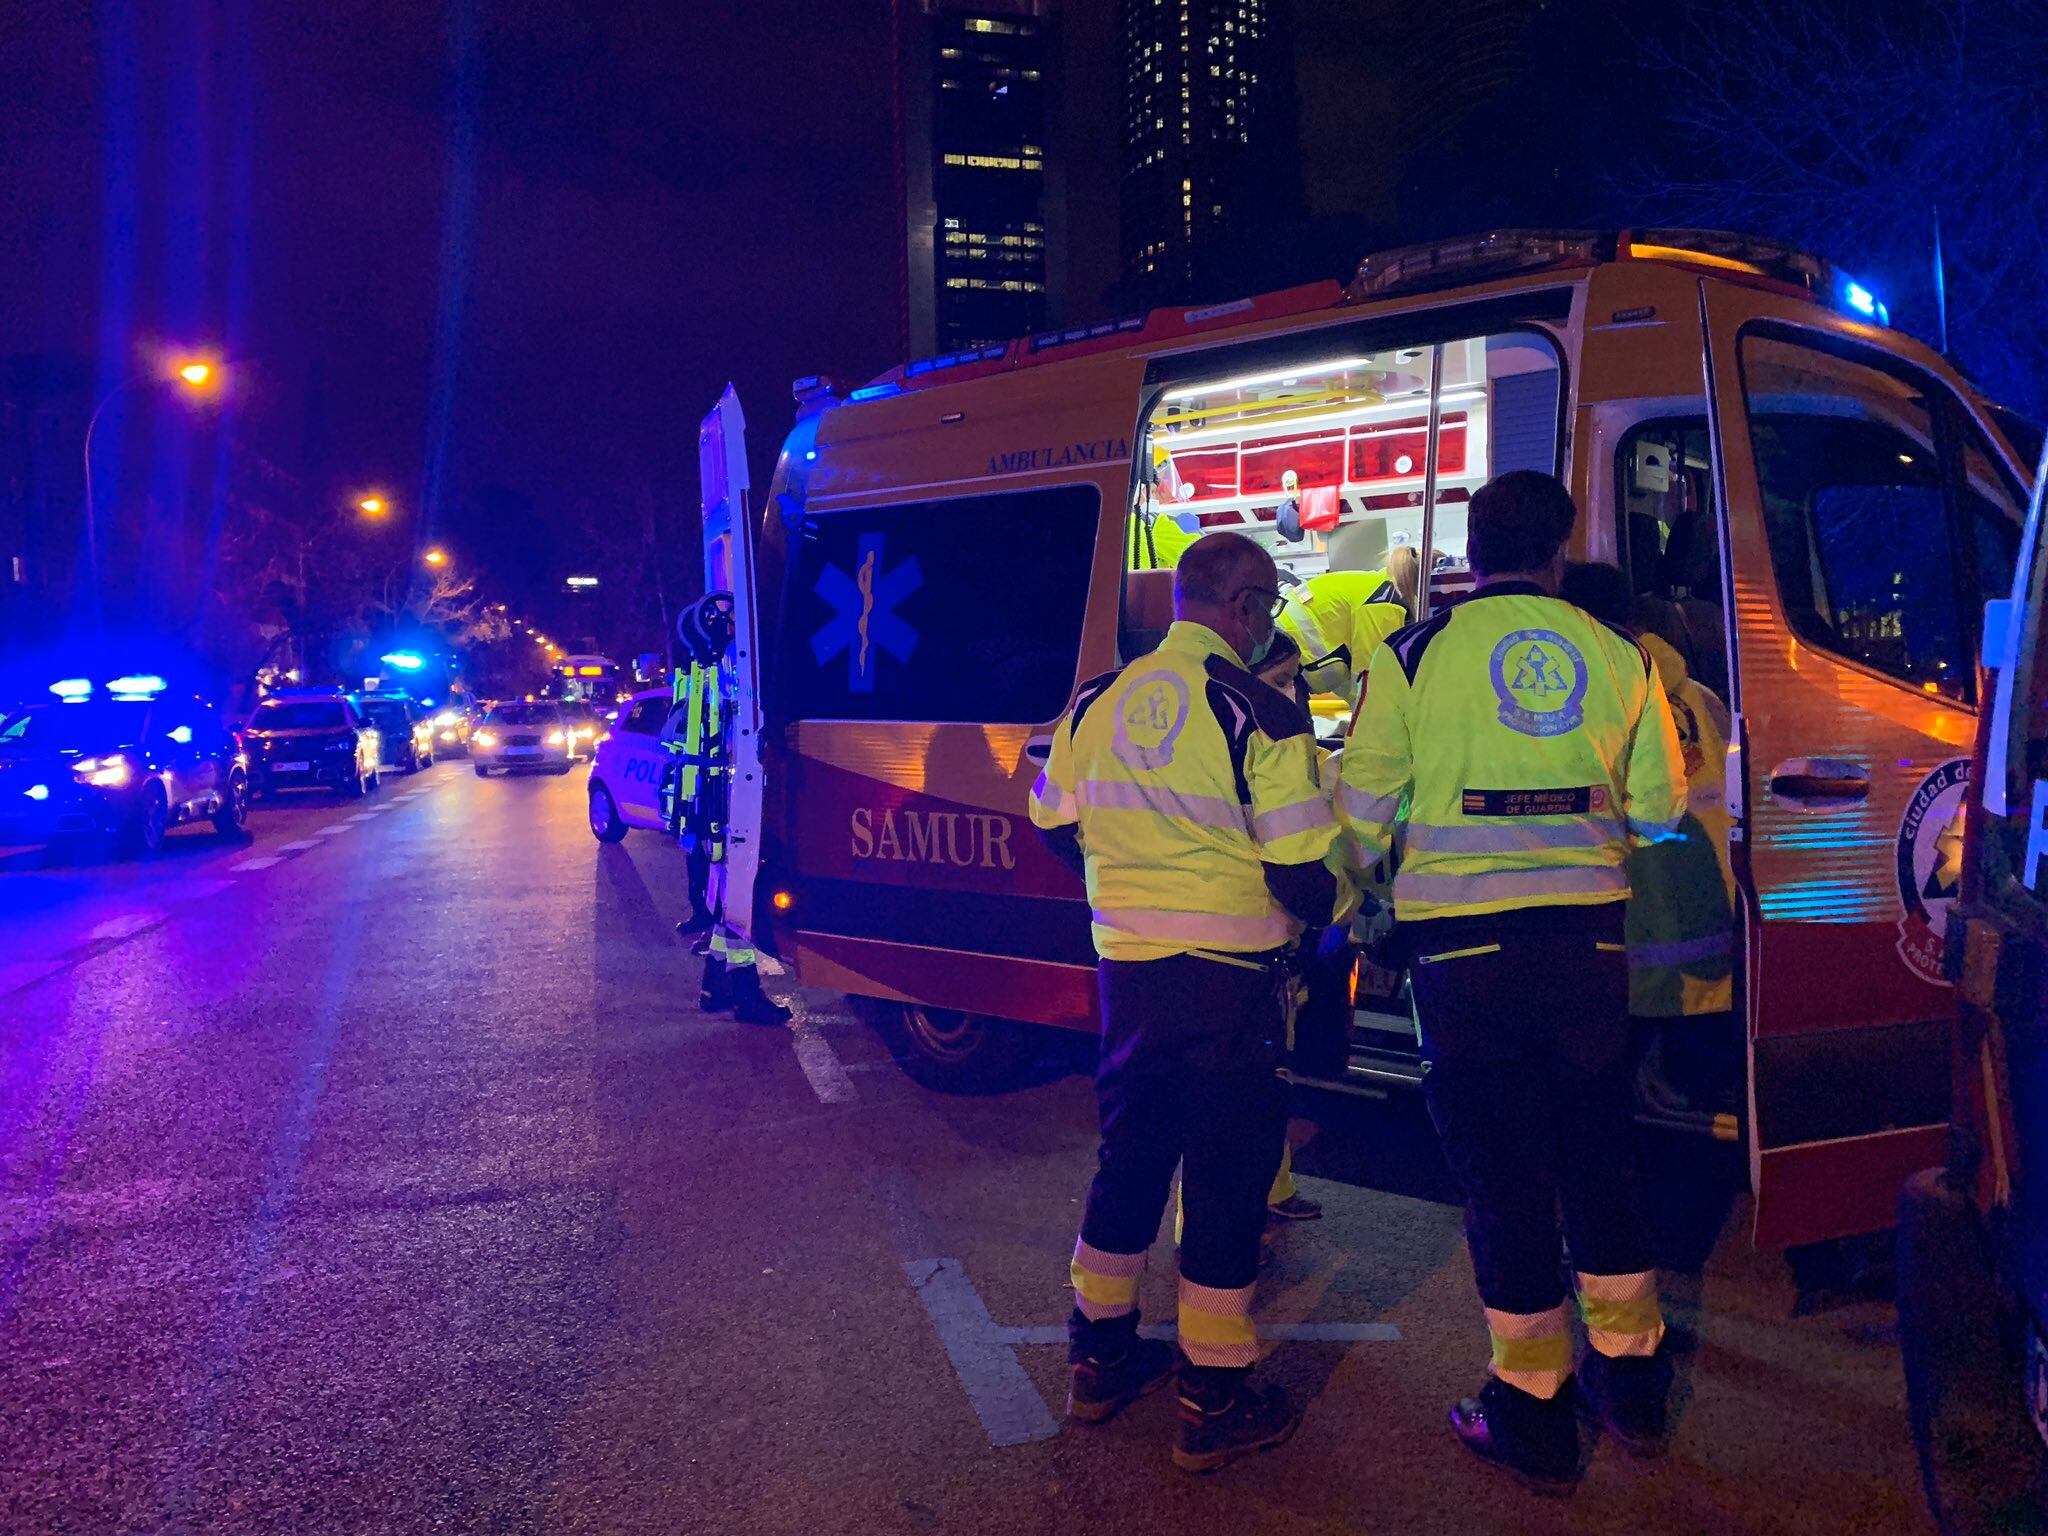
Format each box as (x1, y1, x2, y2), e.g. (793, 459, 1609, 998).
(880, 1003, 1038, 1095)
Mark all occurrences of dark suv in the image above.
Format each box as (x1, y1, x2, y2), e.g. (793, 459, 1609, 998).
(358, 694, 435, 773)
(243, 691, 381, 798)
(0, 681, 251, 857)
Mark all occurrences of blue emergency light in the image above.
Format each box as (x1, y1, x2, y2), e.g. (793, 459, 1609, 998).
(380, 651, 425, 671)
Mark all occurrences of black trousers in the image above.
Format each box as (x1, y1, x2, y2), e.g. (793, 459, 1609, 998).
(1408, 902, 1653, 1317)
(1078, 950, 1290, 1293)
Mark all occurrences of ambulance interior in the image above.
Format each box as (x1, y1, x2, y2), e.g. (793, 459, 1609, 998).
(1118, 328, 1565, 1076)
(1121, 328, 1565, 739)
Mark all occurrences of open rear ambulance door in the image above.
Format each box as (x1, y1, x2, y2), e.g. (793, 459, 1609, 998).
(700, 384, 766, 948)
(1700, 284, 2026, 1247)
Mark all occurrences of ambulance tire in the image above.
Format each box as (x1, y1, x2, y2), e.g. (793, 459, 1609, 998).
(1897, 1166, 2046, 1536)
(877, 1003, 1040, 1095)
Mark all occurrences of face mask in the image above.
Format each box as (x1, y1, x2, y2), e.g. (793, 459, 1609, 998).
(1244, 629, 1276, 668)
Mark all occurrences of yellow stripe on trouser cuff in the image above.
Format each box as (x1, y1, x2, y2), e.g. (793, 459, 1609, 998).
(1577, 1270, 1664, 1357)
(1071, 1241, 1143, 1320)
(1179, 1278, 1257, 1368)
(1485, 1303, 1573, 1398)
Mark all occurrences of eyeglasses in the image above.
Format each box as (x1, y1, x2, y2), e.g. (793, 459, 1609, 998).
(1234, 586, 1285, 618)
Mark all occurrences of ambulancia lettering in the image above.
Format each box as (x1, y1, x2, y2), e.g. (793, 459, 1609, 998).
(986, 437, 1130, 476)
(850, 805, 1017, 869)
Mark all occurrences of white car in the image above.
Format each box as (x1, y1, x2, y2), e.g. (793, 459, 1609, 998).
(586, 688, 684, 841)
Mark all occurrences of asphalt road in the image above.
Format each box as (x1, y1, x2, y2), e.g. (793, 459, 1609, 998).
(0, 762, 1929, 1534)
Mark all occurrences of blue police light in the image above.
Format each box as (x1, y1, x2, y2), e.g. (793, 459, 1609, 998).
(49, 678, 93, 699)
(380, 651, 426, 671)
(1844, 282, 1876, 316)
(107, 674, 167, 698)
(24, 783, 50, 800)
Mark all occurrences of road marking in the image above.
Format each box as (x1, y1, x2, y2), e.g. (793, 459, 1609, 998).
(229, 856, 282, 872)
(88, 912, 164, 942)
(790, 1018, 857, 1104)
(315, 822, 351, 835)
(903, 1259, 1060, 1448)
(995, 1322, 1403, 1345)
(277, 840, 321, 852)
(344, 813, 377, 823)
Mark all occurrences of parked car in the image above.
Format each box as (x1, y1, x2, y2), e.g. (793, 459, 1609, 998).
(0, 675, 251, 856)
(471, 700, 573, 776)
(586, 688, 683, 841)
(1897, 433, 2048, 1534)
(358, 693, 435, 773)
(243, 690, 380, 798)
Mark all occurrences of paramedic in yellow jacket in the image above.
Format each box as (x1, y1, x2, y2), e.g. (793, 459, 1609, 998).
(1276, 568, 1411, 703)
(1339, 471, 1688, 1492)
(1030, 531, 1342, 1473)
(1559, 562, 1736, 1108)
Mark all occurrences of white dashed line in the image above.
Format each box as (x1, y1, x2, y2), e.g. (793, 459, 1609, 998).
(278, 839, 321, 852)
(88, 912, 164, 942)
(229, 855, 283, 872)
(344, 813, 377, 823)
(315, 823, 351, 835)
(790, 1018, 858, 1105)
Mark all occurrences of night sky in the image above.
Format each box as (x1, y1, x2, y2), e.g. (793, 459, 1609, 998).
(2, 2, 914, 602)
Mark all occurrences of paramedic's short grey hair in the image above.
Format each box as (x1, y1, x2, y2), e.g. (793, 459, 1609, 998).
(1175, 532, 1274, 608)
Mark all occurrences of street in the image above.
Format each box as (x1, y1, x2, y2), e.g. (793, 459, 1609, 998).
(2, 766, 1923, 1535)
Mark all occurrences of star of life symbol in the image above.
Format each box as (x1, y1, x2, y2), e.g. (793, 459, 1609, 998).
(1896, 757, 1970, 987)
(1489, 628, 1588, 737)
(1111, 669, 1191, 771)
(813, 532, 922, 692)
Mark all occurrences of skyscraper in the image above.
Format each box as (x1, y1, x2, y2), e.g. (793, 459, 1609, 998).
(895, 1, 1056, 357)
(1116, 0, 1298, 304)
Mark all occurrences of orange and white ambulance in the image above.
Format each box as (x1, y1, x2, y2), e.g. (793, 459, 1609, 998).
(699, 229, 2040, 1250)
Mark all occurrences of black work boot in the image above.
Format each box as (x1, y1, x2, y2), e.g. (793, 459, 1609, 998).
(1580, 1349, 1671, 1456)
(1448, 1376, 1581, 1495)
(1066, 1310, 1175, 1425)
(729, 964, 793, 1027)
(1172, 1364, 1301, 1473)
(698, 956, 734, 1013)
(675, 907, 714, 938)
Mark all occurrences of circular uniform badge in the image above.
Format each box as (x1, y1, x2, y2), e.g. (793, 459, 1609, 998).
(1895, 757, 1970, 987)
(1489, 629, 1589, 738)
(1111, 668, 1192, 772)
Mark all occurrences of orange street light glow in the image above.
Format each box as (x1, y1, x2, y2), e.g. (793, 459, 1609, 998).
(424, 548, 447, 566)
(358, 496, 386, 516)
(176, 362, 212, 386)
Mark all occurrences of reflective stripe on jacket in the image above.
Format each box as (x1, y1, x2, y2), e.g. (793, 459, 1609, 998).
(1626, 633, 1735, 1016)
(1339, 581, 1687, 922)
(1029, 621, 1339, 961)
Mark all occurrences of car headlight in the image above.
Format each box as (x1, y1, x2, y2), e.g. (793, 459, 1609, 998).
(546, 731, 566, 745)
(435, 711, 458, 727)
(474, 731, 498, 748)
(73, 755, 132, 788)
(439, 729, 457, 741)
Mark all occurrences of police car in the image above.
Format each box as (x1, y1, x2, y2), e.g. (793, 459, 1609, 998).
(586, 688, 682, 842)
(0, 674, 252, 857)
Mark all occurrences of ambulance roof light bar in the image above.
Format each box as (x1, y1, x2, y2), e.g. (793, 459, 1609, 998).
(1347, 230, 1610, 304)
(1624, 228, 1890, 326)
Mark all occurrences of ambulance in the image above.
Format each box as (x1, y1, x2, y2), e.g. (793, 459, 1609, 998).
(700, 228, 2039, 1251)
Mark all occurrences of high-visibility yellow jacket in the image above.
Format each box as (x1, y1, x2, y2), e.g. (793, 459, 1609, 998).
(1030, 621, 1340, 961)
(1626, 633, 1735, 1016)
(1277, 570, 1410, 701)
(1126, 507, 1199, 571)
(1338, 581, 1687, 922)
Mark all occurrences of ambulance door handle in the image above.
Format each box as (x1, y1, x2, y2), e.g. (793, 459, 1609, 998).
(1024, 737, 1053, 765)
(1768, 756, 1869, 806)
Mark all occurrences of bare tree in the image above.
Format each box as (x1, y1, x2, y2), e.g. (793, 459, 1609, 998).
(1610, 0, 2048, 418)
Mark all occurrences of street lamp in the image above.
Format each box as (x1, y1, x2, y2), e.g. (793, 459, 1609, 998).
(82, 355, 220, 628)
(424, 548, 448, 567)
(358, 495, 387, 517)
